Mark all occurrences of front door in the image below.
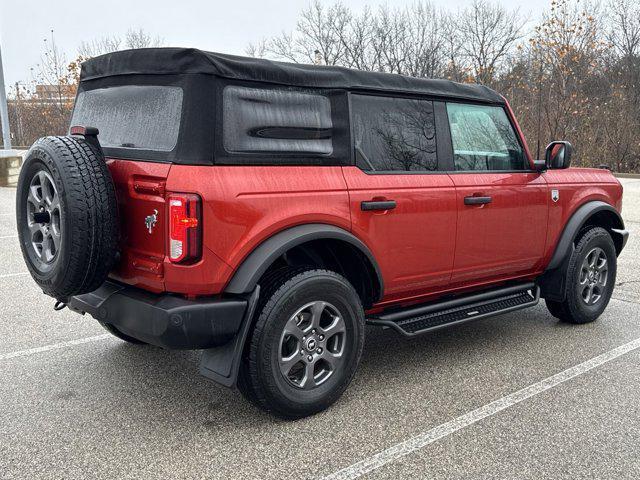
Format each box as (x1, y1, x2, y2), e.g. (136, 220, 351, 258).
(444, 102, 548, 286)
(344, 94, 457, 306)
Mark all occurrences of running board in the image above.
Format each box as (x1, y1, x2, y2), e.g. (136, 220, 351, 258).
(367, 283, 540, 337)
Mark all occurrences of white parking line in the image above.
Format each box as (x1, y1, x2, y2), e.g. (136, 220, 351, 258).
(0, 272, 29, 279)
(0, 234, 17, 239)
(0, 334, 112, 361)
(322, 336, 640, 480)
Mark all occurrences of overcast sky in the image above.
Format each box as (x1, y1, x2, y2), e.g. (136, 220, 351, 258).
(0, 0, 551, 88)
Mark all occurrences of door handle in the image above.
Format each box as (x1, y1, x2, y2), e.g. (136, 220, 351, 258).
(361, 200, 397, 211)
(464, 196, 492, 205)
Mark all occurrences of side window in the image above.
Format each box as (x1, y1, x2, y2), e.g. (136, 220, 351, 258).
(446, 103, 526, 171)
(223, 85, 333, 156)
(351, 94, 438, 172)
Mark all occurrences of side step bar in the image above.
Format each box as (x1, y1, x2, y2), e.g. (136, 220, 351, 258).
(367, 283, 540, 337)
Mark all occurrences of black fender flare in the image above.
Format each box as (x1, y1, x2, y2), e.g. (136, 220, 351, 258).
(200, 225, 383, 387)
(546, 201, 626, 271)
(224, 223, 384, 301)
(540, 200, 627, 301)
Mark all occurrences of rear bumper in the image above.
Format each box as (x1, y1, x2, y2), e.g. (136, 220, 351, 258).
(68, 281, 248, 349)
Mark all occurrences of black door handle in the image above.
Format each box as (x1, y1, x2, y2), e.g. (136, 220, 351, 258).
(361, 200, 397, 211)
(464, 196, 492, 205)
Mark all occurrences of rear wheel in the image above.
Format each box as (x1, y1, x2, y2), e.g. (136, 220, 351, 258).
(545, 227, 617, 324)
(238, 269, 365, 419)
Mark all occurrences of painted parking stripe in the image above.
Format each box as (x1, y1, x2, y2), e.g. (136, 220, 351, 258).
(0, 234, 17, 239)
(0, 334, 112, 361)
(322, 336, 640, 480)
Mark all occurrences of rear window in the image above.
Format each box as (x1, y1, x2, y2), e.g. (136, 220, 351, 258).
(71, 85, 183, 152)
(222, 85, 333, 155)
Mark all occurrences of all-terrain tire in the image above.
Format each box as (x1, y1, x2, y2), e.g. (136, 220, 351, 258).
(545, 227, 617, 324)
(237, 266, 312, 410)
(238, 268, 365, 419)
(16, 136, 119, 302)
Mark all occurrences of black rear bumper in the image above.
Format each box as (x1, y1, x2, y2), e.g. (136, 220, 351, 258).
(68, 281, 248, 349)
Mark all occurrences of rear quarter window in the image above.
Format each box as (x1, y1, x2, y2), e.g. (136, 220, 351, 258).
(222, 85, 333, 156)
(71, 85, 183, 152)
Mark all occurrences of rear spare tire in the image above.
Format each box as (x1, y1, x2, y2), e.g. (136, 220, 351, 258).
(16, 136, 119, 302)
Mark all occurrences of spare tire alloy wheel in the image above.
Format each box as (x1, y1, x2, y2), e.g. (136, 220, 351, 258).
(16, 136, 119, 302)
(25, 170, 62, 269)
(279, 301, 347, 389)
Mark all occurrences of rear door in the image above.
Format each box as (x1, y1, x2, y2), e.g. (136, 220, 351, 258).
(343, 94, 457, 306)
(444, 102, 548, 286)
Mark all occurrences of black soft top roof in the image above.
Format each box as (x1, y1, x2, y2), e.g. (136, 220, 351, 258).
(80, 48, 504, 104)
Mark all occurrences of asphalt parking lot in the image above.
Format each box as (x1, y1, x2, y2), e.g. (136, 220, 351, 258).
(1, 179, 640, 480)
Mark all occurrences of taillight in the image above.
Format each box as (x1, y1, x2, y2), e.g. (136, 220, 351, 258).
(168, 193, 201, 263)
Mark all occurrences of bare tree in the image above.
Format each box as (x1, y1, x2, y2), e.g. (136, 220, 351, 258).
(78, 36, 122, 58)
(262, 1, 447, 77)
(370, 3, 447, 77)
(607, 0, 640, 59)
(245, 39, 268, 58)
(77, 28, 163, 58)
(35, 31, 75, 121)
(441, 12, 469, 82)
(606, 0, 640, 108)
(335, 6, 376, 70)
(125, 28, 163, 49)
(455, 0, 527, 85)
(404, 3, 447, 78)
(267, 1, 351, 65)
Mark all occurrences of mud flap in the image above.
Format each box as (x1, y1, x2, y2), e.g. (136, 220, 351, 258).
(199, 287, 260, 387)
(538, 246, 574, 302)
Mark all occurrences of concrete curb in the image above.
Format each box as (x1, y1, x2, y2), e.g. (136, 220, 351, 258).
(614, 173, 640, 179)
(0, 154, 23, 187)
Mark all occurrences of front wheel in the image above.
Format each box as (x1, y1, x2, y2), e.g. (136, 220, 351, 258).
(238, 269, 365, 419)
(545, 227, 617, 324)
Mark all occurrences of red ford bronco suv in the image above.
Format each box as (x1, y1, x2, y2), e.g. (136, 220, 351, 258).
(16, 48, 628, 418)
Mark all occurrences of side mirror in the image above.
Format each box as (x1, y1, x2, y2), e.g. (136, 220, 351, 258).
(545, 141, 573, 169)
(533, 159, 547, 172)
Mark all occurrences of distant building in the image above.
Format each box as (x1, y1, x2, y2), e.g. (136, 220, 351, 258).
(7, 83, 76, 146)
(33, 84, 75, 102)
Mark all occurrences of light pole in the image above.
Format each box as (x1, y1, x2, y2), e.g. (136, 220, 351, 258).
(0, 41, 12, 150)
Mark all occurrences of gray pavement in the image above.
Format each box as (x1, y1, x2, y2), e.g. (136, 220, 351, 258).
(1, 179, 639, 479)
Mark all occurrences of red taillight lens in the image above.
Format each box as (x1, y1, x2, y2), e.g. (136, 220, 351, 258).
(168, 193, 201, 263)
